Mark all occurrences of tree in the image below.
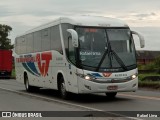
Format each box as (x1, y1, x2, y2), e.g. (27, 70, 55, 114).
(0, 24, 13, 49)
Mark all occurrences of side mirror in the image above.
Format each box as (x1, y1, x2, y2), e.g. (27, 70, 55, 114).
(131, 31, 145, 48)
(67, 29, 79, 48)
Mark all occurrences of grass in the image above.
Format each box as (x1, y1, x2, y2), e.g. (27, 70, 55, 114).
(138, 73, 160, 90)
(138, 73, 160, 80)
(139, 80, 160, 90)
(11, 69, 16, 79)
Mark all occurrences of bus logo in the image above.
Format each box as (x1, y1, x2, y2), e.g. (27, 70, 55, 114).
(103, 73, 112, 77)
(16, 52, 52, 77)
(36, 52, 52, 77)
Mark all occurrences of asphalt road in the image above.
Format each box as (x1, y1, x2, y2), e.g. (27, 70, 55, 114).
(0, 79, 160, 120)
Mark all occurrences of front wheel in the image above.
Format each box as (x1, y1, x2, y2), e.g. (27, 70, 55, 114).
(59, 78, 69, 99)
(105, 92, 117, 99)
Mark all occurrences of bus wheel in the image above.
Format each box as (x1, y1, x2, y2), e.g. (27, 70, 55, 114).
(105, 92, 117, 99)
(59, 78, 69, 99)
(24, 75, 39, 92)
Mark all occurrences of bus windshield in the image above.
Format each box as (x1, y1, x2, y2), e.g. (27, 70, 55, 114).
(76, 27, 137, 72)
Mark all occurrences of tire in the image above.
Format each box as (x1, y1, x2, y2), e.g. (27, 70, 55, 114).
(7, 72, 11, 79)
(105, 92, 117, 99)
(59, 77, 69, 99)
(24, 75, 39, 92)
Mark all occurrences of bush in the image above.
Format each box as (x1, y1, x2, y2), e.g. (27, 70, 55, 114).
(139, 80, 160, 89)
(154, 56, 160, 73)
(138, 56, 160, 73)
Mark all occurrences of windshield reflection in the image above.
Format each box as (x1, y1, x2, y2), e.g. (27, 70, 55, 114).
(76, 27, 136, 72)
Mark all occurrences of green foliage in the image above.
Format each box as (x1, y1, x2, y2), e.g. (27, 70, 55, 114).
(0, 24, 13, 49)
(138, 74, 160, 89)
(144, 62, 155, 70)
(154, 56, 160, 74)
(137, 64, 143, 70)
(138, 56, 160, 72)
(139, 80, 160, 89)
(138, 57, 160, 89)
(138, 73, 160, 81)
(11, 69, 15, 78)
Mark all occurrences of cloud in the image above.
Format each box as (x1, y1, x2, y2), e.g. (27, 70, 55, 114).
(0, 5, 18, 17)
(115, 11, 160, 27)
(132, 27, 160, 50)
(0, 0, 160, 50)
(133, 12, 157, 20)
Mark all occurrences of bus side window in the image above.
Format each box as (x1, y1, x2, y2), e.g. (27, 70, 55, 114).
(34, 31, 42, 52)
(16, 38, 21, 54)
(51, 25, 62, 54)
(26, 34, 34, 53)
(42, 28, 51, 51)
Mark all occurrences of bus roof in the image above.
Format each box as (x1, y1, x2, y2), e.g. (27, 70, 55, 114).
(17, 16, 129, 37)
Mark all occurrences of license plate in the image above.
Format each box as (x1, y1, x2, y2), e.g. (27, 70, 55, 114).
(107, 85, 118, 90)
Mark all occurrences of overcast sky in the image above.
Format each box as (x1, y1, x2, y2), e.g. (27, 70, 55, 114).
(1, 0, 160, 50)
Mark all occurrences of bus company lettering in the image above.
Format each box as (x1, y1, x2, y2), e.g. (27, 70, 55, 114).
(115, 74, 127, 77)
(16, 56, 36, 63)
(80, 51, 101, 56)
(16, 52, 52, 77)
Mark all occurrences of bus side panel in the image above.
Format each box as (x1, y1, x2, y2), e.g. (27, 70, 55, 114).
(14, 50, 69, 90)
(14, 54, 25, 84)
(65, 63, 79, 94)
(15, 52, 47, 88)
(25, 52, 52, 88)
(44, 51, 66, 89)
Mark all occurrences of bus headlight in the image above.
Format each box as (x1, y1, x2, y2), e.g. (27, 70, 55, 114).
(84, 75, 92, 80)
(131, 74, 137, 80)
(84, 74, 97, 81)
(76, 73, 96, 81)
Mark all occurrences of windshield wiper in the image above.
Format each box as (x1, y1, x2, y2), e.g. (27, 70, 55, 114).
(96, 47, 109, 72)
(96, 30, 128, 72)
(96, 48, 128, 71)
(110, 49, 128, 71)
(96, 30, 111, 72)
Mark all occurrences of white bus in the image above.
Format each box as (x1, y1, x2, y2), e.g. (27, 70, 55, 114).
(14, 16, 145, 99)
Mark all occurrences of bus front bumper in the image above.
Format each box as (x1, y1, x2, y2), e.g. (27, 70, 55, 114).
(78, 77, 138, 93)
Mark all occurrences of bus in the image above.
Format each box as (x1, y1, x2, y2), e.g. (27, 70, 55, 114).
(14, 16, 145, 99)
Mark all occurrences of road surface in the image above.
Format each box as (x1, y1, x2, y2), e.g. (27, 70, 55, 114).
(0, 79, 159, 120)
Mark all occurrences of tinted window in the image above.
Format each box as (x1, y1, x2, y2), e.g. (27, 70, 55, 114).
(42, 28, 50, 51)
(50, 25, 62, 53)
(34, 31, 42, 52)
(16, 36, 26, 54)
(26, 34, 34, 53)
